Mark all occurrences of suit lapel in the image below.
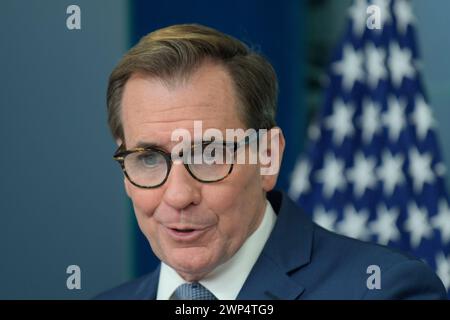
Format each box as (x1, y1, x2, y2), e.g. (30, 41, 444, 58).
(237, 254, 305, 299)
(133, 264, 161, 300)
(237, 191, 314, 300)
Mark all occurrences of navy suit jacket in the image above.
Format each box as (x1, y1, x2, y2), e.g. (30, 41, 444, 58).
(96, 191, 447, 300)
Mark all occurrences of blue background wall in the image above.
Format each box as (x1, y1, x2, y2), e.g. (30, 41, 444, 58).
(0, 0, 133, 299)
(414, 0, 450, 190)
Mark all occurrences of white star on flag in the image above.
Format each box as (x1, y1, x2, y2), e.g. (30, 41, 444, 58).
(337, 205, 370, 241)
(365, 43, 387, 89)
(325, 99, 355, 146)
(431, 200, 450, 245)
(315, 153, 347, 199)
(377, 150, 405, 196)
(347, 152, 378, 198)
(435, 252, 450, 291)
(332, 44, 364, 92)
(369, 204, 401, 245)
(393, 0, 415, 35)
(372, 0, 392, 28)
(313, 206, 337, 232)
(404, 202, 433, 248)
(288, 159, 311, 199)
(410, 95, 435, 141)
(360, 99, 382, 144)
(388, 42, 415, 87)
(383, 95, 407, 143)
(348, 0, 368, 37)
(408, 148, 435, 194)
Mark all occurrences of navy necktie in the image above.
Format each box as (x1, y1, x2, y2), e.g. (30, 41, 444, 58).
(171, 282, 218, 300)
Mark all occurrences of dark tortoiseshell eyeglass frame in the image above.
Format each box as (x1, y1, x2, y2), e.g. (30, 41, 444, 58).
(113, 132, 258, 189)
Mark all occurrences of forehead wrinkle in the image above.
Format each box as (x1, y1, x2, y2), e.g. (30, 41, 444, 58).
(136, 115, 229, 126)
(135, 105, 225, 121)
(141, 101, 219, 113)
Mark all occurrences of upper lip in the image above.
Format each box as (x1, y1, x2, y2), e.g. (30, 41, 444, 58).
(166, 225, 209, 231)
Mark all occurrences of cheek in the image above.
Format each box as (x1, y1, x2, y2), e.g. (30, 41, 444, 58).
(225, 164, 264, 206)
(127, 182, 162, 220)
(203, 164, 264, 238)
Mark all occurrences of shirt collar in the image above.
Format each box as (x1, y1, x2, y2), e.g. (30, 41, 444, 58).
(156, 200, 277, 300)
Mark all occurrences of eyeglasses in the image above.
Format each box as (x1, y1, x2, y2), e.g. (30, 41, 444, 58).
(113, 133, 257, 189)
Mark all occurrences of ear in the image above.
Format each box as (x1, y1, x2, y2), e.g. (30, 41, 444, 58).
(124, 177, 131, 198)
(260, 127, 285, 192)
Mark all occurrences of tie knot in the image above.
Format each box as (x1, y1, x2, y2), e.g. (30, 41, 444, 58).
(171, 282, 217, 300)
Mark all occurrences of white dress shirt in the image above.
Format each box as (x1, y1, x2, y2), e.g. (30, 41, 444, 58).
(156, 200, 277, 300)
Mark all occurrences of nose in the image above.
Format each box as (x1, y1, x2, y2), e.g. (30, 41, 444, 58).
(162, 161, 201, 210)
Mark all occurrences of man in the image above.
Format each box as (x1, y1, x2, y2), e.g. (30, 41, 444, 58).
(96, 24, 447, 299)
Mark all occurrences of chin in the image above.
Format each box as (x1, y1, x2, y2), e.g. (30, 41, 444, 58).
(165, 246, 220, 280)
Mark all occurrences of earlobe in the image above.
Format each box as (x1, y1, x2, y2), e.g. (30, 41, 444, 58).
(261, 174, 277, 192)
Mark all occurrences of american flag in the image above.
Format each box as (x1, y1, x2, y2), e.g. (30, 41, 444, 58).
(289, 0, 450, 295)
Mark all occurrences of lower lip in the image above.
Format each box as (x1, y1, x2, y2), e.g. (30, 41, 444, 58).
(165, 226, 210, 242)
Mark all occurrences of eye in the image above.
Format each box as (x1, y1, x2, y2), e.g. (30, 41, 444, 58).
(138, 152, 162, 168)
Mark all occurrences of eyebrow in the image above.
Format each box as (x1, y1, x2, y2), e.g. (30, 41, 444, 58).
(132, 136, 247, 150)
(133, 141, 164, 149)
(132, 140, 203, 152)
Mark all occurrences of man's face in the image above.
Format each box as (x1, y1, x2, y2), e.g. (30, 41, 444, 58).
(120, 62, 281, 281)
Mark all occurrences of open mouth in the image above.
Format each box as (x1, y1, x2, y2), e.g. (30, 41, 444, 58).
(166, 226, 209, 241)
(172, 228, 195, 233)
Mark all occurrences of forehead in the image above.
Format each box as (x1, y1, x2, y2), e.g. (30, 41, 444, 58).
(121, 62, 245, 148)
